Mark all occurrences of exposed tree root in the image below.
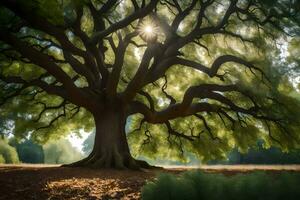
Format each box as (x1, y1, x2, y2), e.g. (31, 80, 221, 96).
(63, 149, 158, 170)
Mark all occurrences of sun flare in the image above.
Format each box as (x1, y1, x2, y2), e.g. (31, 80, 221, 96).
(138, 20, 158, 41)
(144, 25, 153, 34)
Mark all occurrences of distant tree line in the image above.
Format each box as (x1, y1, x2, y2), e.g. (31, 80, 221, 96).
(82, 133, 300, 165)
(1, 133, 300, 165)
(208, 141, 300, 165)
(0, 136, 83, 164)
(228, 148, 300, 165)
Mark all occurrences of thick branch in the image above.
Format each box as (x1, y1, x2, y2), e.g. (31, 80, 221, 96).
(1, 1, 87, 58)
(0, 31, 79, 93)
(91, 0, 159, 43)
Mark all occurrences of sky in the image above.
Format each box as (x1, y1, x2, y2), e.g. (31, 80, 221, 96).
(67, 131, 90, 153)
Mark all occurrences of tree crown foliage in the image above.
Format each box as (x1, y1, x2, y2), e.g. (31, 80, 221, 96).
(0, 0, 300, 161)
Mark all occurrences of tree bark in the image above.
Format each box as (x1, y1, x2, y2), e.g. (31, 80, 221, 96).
(67, 106, 151, 169)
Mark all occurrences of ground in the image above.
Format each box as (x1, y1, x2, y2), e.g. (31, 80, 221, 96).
(0, 164, 300, 200)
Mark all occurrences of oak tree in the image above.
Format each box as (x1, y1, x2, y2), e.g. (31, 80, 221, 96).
(1, 0, 300, 169)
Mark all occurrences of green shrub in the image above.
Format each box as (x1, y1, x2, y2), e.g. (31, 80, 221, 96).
(43, 139, 83, 164)
(142, 171, 300, 200)
(0, 139, 20, 164)
(0, 155, 5, 163)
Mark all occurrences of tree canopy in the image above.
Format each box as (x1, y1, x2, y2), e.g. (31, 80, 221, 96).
(0, 0, 300, 165)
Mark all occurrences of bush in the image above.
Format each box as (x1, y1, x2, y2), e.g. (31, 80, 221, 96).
(43, 139, 83, 164)
(0, 155, 5, 163)
(0, 139, 20, 164)
(142, 171, 300, 200)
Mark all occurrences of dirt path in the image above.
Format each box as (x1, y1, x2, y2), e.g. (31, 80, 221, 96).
(0, 164, 300, 200)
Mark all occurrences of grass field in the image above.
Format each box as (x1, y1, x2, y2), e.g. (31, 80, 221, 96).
(163, 164, 300, 172)
(0, 164, 300, 200)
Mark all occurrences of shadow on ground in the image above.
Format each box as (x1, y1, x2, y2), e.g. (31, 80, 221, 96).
(0, 165, 157, 200)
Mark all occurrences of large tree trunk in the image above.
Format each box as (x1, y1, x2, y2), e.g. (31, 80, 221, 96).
(67, 107, 150, 169)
